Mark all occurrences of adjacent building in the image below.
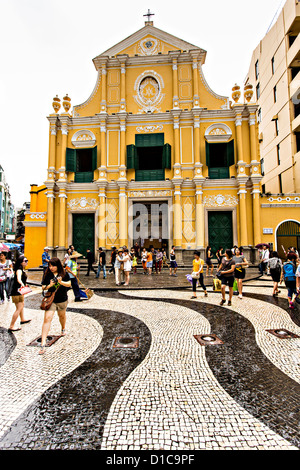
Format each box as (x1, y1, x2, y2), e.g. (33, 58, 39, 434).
(24, 17, 300, 267)
(0, 165, 15, 240)
(246, 0, 300, 193)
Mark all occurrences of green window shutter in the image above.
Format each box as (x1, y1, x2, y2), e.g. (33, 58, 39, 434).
(127, 144, 137, 169)
(135, 133, 164, 147)
(206, 141, 211, 167)
(92, 146, 98, 170)
(162, 143, 171, 169)
(66, 148, 76, 172)
(75, 172, 94, 183)
(227, 140, 235, 166)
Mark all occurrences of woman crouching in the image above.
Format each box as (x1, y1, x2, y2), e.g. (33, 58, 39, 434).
(39, 258, 71, 355)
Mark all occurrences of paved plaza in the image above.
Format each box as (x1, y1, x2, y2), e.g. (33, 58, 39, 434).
(0, 270, 299, 451)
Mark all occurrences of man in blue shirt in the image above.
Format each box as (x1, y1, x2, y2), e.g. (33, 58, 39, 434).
(42, 247, 50, 274)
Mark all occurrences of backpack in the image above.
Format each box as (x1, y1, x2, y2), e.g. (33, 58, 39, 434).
(283, 262, 296, 281)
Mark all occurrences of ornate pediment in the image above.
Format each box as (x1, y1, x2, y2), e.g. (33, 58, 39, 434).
(93, 24, 206, 62)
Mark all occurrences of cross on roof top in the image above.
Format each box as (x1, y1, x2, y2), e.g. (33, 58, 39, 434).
(143, 9, 155, 23)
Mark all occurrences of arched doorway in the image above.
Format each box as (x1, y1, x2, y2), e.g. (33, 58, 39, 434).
(276, 220, 300, 259)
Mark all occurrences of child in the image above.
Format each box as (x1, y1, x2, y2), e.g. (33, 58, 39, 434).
(191, 251, 208, 299)
(131, 248, 137, 274)
(281, 253, 297, 309)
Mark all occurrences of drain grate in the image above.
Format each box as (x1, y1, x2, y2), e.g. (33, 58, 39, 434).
(194, 334, 223, 346)
(266, 329, 300, 339)
(112, 336, 139, 349)
(27, 335, 62, 347)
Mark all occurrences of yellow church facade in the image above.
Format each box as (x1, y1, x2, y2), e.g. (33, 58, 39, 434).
(24, 20, 300, 268)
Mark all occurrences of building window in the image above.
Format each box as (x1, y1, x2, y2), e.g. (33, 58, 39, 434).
(277, 144, 281, 165)
(258, 108, 262, 123)
(296, 132, 300, 153)
(260, 158, 265, 176)
(206, 140, 235, 179)
(289, 35, 297, 48)
(262, 184, 266, 194)
(291, 66, 300, 80)
(275, 118, 279, 136)
(273, 85, 277, 103)
(255, 60, 259, 80)
(256, 83, 260, 100)
(278, 174, 283, 193)
(271, 56, 275, 75)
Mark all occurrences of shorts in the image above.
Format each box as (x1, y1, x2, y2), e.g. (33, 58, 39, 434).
(234, 268, 245, 279)
(270, 268, 281, 283)
(146, 261, 153, 268)
(221, 276, 235, 287)
(170, 261, 177, 268)
(12, 295, 24, 304)
(206, 258, 213, 266)
(48, 300, 68, 312)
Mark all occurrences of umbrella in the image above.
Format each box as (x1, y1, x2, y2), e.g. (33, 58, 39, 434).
(0, 242, 10, 252)
(255, 243, 270, 249)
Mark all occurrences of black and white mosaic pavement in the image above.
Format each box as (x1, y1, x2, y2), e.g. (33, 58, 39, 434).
(0, 277, 299, 450)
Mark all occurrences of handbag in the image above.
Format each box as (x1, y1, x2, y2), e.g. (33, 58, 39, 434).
(0, 275, 6, 282)
(191, 271, 200, 279)
(40, 286, 59, 311)
(18, 286, 32, 295)
(213, 278, 222, 291)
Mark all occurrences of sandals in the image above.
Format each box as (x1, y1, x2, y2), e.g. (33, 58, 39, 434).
(61, 329, 66, 336)
(38, 344, 46, 355)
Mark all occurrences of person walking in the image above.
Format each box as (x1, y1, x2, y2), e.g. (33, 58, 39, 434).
(169, 246, 177, 276)
(162, 249, 168, 269)
(232, 247, 248, 299)
(190, 251, 208, 299)
(114, 249, 123, 286)
(8, 256, 31, 332)
(0, 252, 14, 303)
(122, 248, 132, 286)
(146, 249, 153, 275)
(42, 247, 50, 275)
(63, 248, 72, 267)
(268, 251, 282, 297)
(109, 247, 117, 275)
(39, 258, 71, 355)
(216, 247, 224, 268)
(155, 248, 163, 274)
(96, 247, 106, 279)
(85, 249, 96, 276)
(130, 248, 137, 274)
(281, 253, 297, 309)
(205, 246, 214, 277)
(259, 245, 270, 275)
(217, 249, 236, 306)
(141, 248, 148, 274)
(65, 251, 82, 302)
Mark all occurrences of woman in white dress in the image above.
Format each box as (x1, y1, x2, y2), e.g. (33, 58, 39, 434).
(122, 248, 132, 286)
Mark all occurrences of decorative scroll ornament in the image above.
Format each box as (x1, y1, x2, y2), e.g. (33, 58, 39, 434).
(203, 194, 239, 207)
(129, 190, 172, 198)
(136, 125, 163, 133)
(71, 130, 96, 148)
(134, 70, 165, 113)
(138, 37, 160, 56)
(67, 197, 98, 210)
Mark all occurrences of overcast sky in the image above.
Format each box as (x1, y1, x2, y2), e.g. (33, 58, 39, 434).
(0, 0, 285, 209)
